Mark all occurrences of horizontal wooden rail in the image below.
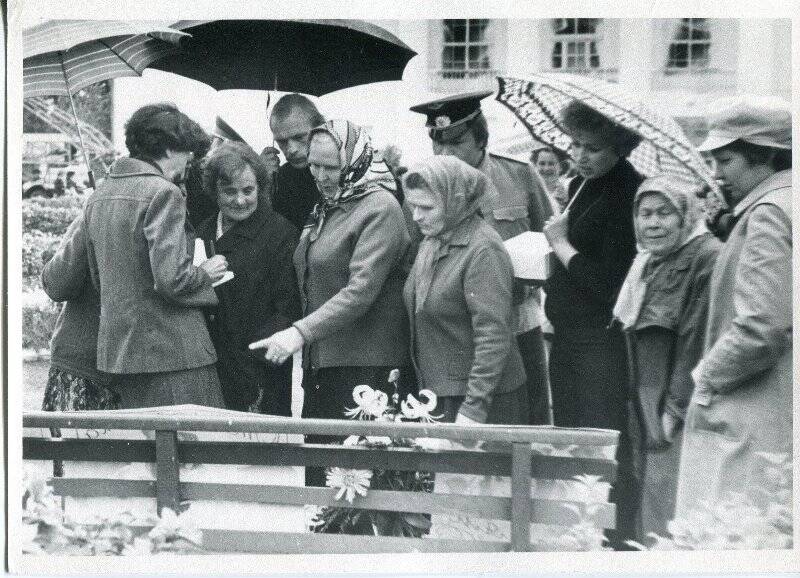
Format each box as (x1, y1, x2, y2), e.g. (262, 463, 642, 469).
(24, 438, 617, 482)
(24, 410, 619, 446)
(48, 478, 615, 528)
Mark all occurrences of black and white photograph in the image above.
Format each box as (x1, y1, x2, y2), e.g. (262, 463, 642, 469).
(4, 1, 797, 575)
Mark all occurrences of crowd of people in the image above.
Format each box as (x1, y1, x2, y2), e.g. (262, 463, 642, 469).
(39, 89, 792, 549)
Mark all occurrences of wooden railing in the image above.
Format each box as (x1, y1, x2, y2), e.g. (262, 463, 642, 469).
(23, 405, 619, 553)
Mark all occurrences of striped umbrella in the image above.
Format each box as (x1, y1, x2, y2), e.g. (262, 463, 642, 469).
(23, 20, 188, 187)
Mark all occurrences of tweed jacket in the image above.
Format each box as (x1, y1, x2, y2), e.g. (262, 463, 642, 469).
(677, 170, 792, 515)
(404, 216, 525, 423)
(84, 157, 218, 374)
(293, 189, 411, 370)
(41, 214, 108, 385)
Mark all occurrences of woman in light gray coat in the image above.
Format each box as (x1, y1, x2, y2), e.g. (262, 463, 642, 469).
(675, 96, 792, 517)
(402, 156, 526, 425)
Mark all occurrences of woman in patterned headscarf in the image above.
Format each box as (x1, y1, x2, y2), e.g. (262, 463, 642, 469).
(250, 120, 413, 485)
(613, 175, 720, 541)
(402, 156, 526, 425)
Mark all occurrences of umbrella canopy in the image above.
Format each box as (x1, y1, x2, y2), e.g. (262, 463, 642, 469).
(150, 20, 417, 95)
(24, 20, 187, 97)
(496, 74, 717, 193)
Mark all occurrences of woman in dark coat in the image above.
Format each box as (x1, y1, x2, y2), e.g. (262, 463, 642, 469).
(402, 156, 526, 425)
(542, 99, 645, 547)
(250, 120, 412, 485)
(613, 175, 720, 541)
(197, 141, 301, 415)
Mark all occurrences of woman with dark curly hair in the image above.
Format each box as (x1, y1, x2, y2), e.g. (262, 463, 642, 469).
(542, 99, 645, 547)
(83, 103, 228, 408)
(196, 141, 301, 415)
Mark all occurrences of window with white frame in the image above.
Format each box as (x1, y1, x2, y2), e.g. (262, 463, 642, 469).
(551, 18, 601, 71)
(440, 19, 493, 79)
(666, 18, 711, 70)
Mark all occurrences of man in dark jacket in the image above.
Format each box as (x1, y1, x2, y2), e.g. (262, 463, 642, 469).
(264, 94, 326, 230)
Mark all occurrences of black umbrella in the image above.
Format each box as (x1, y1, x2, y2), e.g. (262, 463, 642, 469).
(151, 20, 417, 95)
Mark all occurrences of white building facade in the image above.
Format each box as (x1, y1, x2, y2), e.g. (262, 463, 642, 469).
(111, 18, 791, 163)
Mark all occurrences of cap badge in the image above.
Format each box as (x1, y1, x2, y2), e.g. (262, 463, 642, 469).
(434, 115, 451, 128)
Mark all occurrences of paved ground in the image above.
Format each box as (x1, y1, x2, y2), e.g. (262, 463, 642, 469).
(23, 360, 49, 411)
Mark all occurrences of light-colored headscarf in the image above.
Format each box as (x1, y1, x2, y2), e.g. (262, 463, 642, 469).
(306, 119, 396, 237)
(403, 156, 489, 313)
(613, 174, 708, 330)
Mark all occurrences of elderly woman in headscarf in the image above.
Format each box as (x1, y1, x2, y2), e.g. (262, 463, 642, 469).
(402, 156, 526, 425)
(250, 120, 413, 483)
(613, 175, 720, 541)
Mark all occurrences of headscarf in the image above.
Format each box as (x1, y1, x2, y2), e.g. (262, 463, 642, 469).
(403, 156, 489, 313)
(306, 119, 396, 239)
(613, 174, 707, 330)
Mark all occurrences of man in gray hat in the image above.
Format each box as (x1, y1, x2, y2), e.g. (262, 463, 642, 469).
(411, 91, 554, 425)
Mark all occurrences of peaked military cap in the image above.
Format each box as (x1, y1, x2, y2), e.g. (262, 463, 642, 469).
(410, 90, 493, 137)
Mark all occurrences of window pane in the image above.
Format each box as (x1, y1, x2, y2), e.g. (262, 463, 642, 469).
(552, 42, 562, 68)
(468, 45, 490, 69)
(442, 46, 466, 69)
(469, 19, 489, 42)
(690, 43, 710, 67)
(590, 53, 600, 68)
(443, 19, 466, 43)
(553, 18, 575, 35)
(668, 44, 688, 67)
(689, 18, 710, 40)
(577, 18, 599, 34)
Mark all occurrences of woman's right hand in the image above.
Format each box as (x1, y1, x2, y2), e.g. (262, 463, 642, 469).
(199, 254, 229, 283)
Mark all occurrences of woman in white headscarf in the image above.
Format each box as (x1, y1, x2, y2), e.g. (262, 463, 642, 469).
(250, 119, 412, 485)
(402, 156, 526, 425)
(613, 175, 720, 541)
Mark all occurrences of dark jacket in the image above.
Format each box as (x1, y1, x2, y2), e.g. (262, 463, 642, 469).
(403, 216, 525, 423)
(41, 214, 108, 385)
(293, 189, 410, 370)
(84, 157, 218, 374)
(271, 163, 321, 231)
(626, 233, 720, 448)
(545, 158, 644, 328)
(196, 204, 301, 412)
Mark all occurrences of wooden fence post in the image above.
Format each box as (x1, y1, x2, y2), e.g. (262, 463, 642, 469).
(155, 430, 180, 515)
(510, 441, 532, 552)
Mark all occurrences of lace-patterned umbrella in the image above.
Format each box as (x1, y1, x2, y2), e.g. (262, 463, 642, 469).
(496, 74, 721, 211)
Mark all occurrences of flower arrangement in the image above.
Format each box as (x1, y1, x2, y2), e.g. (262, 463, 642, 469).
(629, 453, 792, 551)
(22, 468, 203, 555)
(311, 369, 439, 537)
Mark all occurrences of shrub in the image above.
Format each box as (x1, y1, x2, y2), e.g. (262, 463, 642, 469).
(22, 196, 82, 236)
(22, 231, 61, 291)
(22, 291, 60, 351)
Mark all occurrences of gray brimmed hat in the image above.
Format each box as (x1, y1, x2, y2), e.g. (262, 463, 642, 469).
(697, 95, 791, 152)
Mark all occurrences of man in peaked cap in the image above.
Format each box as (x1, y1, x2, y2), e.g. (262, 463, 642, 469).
(410, 91, 554, 426)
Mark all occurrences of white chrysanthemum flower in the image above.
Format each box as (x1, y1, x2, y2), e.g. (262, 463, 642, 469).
(400, 389, 443, 422)
(326, 467, 372, 503)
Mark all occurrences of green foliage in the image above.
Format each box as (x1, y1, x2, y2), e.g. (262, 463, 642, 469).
(630, 453, 793, 551)
(23, 196, 83, 236)
(22, 469, 203, 556)
(22, 231, 61, 291)
(22, 294, 60, 351)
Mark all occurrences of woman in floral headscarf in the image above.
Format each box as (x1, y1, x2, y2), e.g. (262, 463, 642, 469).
(613, 175, 720, 541)
(250, 120, 413, 484)
(402, 156, 526, 425)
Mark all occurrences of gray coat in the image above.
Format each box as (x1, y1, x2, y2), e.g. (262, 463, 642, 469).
(83, 157, 218, 374)
(403, 216, 525, 423)
(676, 170, 792, 515)
(293, 189, 410, 370)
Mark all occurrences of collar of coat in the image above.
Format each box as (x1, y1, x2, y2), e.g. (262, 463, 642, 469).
(197, 202, 273, 242)
(733, 169, 792, 217)
(109, 157, 172, 182)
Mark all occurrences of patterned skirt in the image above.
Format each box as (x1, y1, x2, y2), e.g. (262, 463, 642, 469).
(41, 366, 120, 411)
